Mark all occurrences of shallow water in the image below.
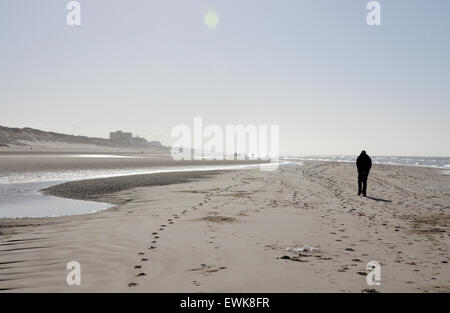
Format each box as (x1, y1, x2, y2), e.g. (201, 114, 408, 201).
(0, 154, 285, 218)
(0, 181, 111, 218)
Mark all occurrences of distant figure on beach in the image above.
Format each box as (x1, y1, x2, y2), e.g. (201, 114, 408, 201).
(356, 151, 372, 196)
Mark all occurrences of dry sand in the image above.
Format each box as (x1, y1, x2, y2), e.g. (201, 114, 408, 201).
(0, 161, 449, 292)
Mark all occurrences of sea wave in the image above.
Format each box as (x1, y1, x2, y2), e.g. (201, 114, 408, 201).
(282, 155, 450, 169)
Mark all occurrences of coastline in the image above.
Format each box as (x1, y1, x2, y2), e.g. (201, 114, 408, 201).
(41, 170, 225, 203)
(0, 161, 449, 292)
(0, 170, 226, 236)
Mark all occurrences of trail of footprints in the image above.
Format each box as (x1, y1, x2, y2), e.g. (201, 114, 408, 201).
(279, 164, 383, 282)
(127, 168, 384, 289)
(128, 213, 181, 287)
(127, 184, 238, 288)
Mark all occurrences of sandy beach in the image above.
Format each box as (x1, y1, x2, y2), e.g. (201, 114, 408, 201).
(0, 161, 449, 292)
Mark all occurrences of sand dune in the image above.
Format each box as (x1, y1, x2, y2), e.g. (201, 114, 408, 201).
(0, 125, 169, 154)
(0, 162, 449, 292)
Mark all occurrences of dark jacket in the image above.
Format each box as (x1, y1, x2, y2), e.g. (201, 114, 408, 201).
(356, 152, 372, 174)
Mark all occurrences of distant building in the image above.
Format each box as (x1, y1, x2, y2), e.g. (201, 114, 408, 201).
(132, 135, 148, 147)
(109, 130, 148, 147)
(109, 130, 133, 145)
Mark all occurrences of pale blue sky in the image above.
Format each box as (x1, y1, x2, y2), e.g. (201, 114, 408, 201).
(1, 0, 449, 156)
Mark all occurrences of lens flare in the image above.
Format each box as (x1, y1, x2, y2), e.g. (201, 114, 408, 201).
(204, 11, 219, 30)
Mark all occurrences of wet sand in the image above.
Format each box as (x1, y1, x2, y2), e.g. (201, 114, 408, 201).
(41, 171, 223, 203)
(0, 162, 449, 292)
(0, 154, 263, 175)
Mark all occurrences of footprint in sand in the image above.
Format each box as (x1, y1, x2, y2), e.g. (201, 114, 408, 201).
(152, 232, 158, 235)
(141, 258, 148, 262)
(189, 264, 228, 276)
(128, 282, 138, 287)
(138, 252, 145, 255)
(136, 273, 147, 277)
(357, 271, 367, 276)
(362, 288, 379, 293)
(148, 246, 156, 249)
(134, 265, 142, 269)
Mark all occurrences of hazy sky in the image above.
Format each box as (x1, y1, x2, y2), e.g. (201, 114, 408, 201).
(1, 0, 449, 156)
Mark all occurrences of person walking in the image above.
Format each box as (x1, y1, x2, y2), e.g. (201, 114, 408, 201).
(356, 150, 372, 196)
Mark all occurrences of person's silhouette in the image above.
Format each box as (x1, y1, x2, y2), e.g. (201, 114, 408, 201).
(356, 150, 372, 196)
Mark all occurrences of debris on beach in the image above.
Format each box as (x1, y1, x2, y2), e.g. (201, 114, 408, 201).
(278, 255, 308, 262)
(285, 245, 319, 253)
(198, 215, 236, 223)
(278, 245, 320, 262)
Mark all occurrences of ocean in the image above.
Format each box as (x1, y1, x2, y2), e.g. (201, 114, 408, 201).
(282, 155, 450, 173)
